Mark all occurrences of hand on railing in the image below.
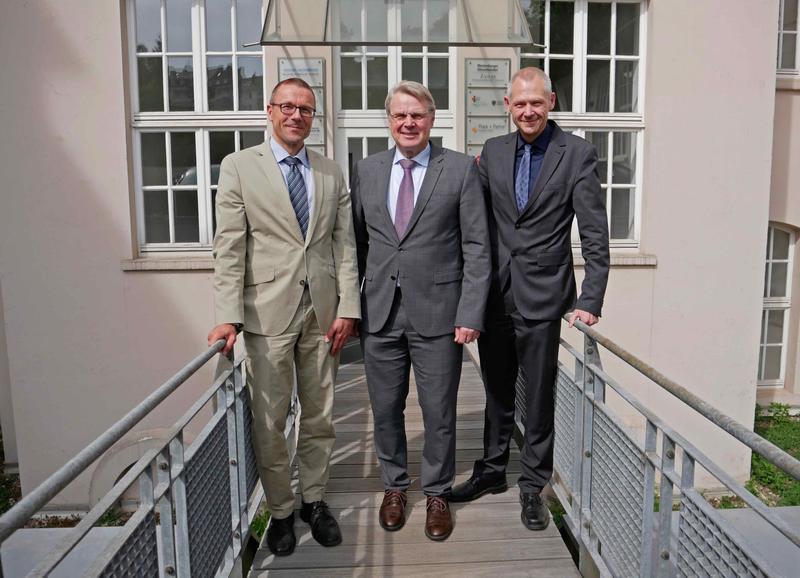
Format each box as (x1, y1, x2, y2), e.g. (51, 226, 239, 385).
(567, 308, 599, 328)
(207, 323, 240, 354)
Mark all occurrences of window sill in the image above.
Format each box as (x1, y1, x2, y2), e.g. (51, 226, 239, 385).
(122, 252, 657, 271)
(776, 75, 800, 91)
(121, 257, 214, 271)
(756, 387, 800, 414)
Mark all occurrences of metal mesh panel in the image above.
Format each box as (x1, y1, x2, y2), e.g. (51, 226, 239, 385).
(185, 418, 232, 578)
(553, 368, 577, 491)
(676, 492, 770, 578)
(241, 389, 260, 498)
(590, 409, 645, 577)
(97, 511, 159, 578)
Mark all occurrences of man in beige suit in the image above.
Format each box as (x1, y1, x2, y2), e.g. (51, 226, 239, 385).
(207, 78, 360, 557)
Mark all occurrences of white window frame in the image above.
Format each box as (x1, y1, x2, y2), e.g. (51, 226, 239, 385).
(778, 0, 799, 74)
(758, 225, 795, 388)
(127, 0, 268, 253)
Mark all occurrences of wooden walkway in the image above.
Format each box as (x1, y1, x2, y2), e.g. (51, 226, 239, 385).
(250, 361, 579, 577)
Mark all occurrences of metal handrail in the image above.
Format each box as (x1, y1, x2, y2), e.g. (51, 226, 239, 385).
(0, 340, 225, 546)
(569, 317, 800, 482)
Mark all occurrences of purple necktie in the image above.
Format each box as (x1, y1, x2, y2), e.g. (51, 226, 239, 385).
(394, 158, 416, 237)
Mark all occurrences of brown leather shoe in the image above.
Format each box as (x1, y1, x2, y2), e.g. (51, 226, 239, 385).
(379, 490, 408, 531)
(425, 496, 453, 541)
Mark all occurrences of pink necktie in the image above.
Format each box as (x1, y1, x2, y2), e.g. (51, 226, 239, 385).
(395, 159, 416, 237)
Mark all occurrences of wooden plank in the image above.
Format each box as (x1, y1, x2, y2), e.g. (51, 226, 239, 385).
(251, 558, 580, 577)
(252, 537, 571, 570)
(328, 460, 523, 478)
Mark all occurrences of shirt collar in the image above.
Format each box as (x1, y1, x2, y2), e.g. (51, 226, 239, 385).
(517, 121, 554, 155)
(270, 137, 310, 169)
(393, 142, 431, 168)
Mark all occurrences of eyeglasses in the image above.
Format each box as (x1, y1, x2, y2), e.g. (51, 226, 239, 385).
(389, 112, 429, 123)
(271, 102, 316, 118)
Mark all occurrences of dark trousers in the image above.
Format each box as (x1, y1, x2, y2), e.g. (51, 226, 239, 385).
(475, 302, 561, 493)
(361, 289, 462, 496)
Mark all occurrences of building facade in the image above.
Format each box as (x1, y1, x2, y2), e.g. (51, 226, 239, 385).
(0, 0, 797, 508)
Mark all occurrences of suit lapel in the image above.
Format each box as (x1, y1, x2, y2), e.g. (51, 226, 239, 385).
(519, 125, 566, 220)
(305, 150, 324, 246)
(499, 133, 518, 214)
(255, 142, 305, 243)
(400, 144, 444, 242)
(375, 148, 399, 243)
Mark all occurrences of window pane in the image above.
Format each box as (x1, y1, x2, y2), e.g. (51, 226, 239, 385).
(521, 57, 544, 70)
(208, 56, 234, 110)
(764, 264, 769, 298)
(767, 309, 785, 343)
(616, 2, 639, 55)
(585, 131, 608, 180)
(174, 190, 200, 242)
(340, 0, 361, 42)
(430, 136, 443, 147)
(366, 0, 388, 42)
(238, 57, 264, 110)
(428, 58, 449, 108)
(168, 56, 194, 111)
(210, 132, 235, 185)
(763, 345, 782, 380)
(348, 137, 364, 185)
(770, 263, 788, 297)
(240, 131, 264, 150)
(144, 190, 170, 243)
(610, 188, 634, 239)
(366, 56, 388, 109)
(367, 137, 388, 155)
(171, 132, 197, 185)
(586, 59, 610, 112)
(237, 0, 263, 50)
(759, 310, 767, 342)
(550, 59, 572, 112)
(137, 57, 164, 111)
(141, 133, 167, 185)
(612, 132, 635, 184)
(135, 0, 162, 53)
(206, 0, 233, 52)
(773, 228, 790, 259)
(550, 1, 575, 54)
(782, 33, 797, 69)
(166, 0, 192, 52)
(402, 57, 423, 83)
(340, 57, 362, 109)
(614, 60, 638, 112)
(785, 0, 798, 31)
(429, 0, 450, 48)
(522, 0, 545, 52)
(587, 2, 611, 54)
(402, 0, 423, 43)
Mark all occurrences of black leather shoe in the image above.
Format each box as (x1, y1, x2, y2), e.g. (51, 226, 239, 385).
(520, 491, 550, 530)
(266, 513, 296, 556)
(300, 500, 342, 547)
(448, 474, 508, 502)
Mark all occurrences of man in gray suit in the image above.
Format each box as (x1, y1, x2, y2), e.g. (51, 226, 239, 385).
(351, 81, 491, 541)
(449, 68, 610, 531)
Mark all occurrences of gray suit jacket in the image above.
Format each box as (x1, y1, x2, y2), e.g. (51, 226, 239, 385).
(478, 122, 610, 320)
(351, 145, 491, 337)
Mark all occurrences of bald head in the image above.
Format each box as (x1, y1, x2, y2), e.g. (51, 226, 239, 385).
(507, 67, 552, 97)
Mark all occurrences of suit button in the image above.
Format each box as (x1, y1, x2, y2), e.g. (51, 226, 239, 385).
(390, 275, 397, 280)
(399, 249, 405, 252)
(299, 280, 305, 286)
(515, 224, 521, 229)
(511, 251, 517, 257)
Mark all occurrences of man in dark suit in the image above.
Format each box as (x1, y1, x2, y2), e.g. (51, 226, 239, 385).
(449, 68, 610, 531)
(351, 81, 491, 541)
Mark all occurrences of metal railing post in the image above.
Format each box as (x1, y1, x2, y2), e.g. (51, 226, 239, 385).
(656, 435, 676, 577)
(157, 448, 177, 578)
(639, 420, 657, 578)
(232, 361, 250, 545)
(578, 334, 602, 578)
(170, 433, 191, 578)
(222, 374, 242, 573)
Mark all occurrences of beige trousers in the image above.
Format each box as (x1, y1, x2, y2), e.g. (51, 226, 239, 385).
(244, 288, 337, 519)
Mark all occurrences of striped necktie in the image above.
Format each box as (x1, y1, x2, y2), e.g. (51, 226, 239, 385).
(283, 156, 309, 238)
(516, 143, 531, 213)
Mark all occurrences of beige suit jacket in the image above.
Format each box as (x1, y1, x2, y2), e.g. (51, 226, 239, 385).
(213, 141, 360, 336)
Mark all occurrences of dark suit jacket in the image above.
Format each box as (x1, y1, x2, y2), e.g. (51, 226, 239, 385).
(351, 144, 491, 337)
(478, 121, 610, 321)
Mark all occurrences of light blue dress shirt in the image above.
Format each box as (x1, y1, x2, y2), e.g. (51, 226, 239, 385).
(270, 138, 315, 219)
(387, 143, 431, 222)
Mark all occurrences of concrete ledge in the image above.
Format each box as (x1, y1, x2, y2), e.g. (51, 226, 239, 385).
(122, 253, 657, 271)
(777, 75, 800, 91)
(756, 388, 800, 414)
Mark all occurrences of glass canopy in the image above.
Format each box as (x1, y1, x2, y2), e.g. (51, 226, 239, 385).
(257, 0, 540, 47)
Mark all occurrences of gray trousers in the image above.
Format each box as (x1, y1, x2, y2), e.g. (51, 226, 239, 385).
(361, 289, 462, 496)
